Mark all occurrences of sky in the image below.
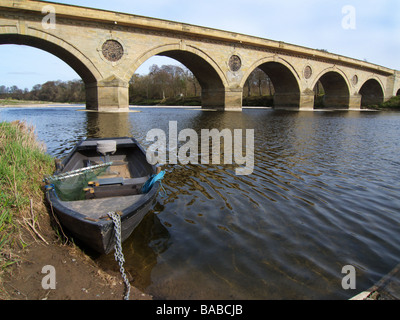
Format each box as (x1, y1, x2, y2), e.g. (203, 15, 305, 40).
(0, 0, 399, 90)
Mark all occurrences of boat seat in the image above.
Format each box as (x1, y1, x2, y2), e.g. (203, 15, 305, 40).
(84, 175, 150, 199)
(97, 177, 124, 185)
(93, 176, 150, 186)
(84, 184, 139, 199)
(122, 176, 150, 185)
(97, 140, 117, 155)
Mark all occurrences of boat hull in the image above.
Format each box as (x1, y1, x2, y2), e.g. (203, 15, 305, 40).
(47, 188, 158, 254)
(45, 137, 159, 254)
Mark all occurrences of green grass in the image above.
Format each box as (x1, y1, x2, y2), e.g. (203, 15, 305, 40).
(367, 96, 400, 110)
(0, 98, 22, 106)
(130, 96, 202, 106)
(380, 96, 400, 109)
(0, 121, 54, 274)
(0, 98, 48, 106)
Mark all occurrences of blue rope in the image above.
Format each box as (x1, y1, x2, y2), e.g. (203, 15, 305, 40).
(45, 184, 59, 200)
(141, 170, 166, 194)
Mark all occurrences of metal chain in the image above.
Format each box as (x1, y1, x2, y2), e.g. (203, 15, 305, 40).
(108, 211, 131, 300)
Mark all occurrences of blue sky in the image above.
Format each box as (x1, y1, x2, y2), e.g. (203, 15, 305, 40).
(1, 0, 399, 90)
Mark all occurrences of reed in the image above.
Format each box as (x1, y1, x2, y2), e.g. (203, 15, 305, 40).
(0, 121, 54, 294)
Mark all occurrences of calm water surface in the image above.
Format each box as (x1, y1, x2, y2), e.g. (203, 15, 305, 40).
(1, 106, 400, 299)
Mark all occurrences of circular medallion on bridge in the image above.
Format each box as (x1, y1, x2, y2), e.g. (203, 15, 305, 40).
(229, 55, 242, 72)
(102, 40, 124, 62)
(304, 66, 312, 79)
(352, 75, 359, 86)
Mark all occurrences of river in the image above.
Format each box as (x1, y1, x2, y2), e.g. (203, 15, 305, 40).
(1, 105, 400, 299)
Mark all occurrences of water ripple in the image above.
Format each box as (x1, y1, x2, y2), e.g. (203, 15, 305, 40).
(2, 107, 400, 299)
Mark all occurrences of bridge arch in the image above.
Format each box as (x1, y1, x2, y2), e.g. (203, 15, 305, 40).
(397, 89, 400, 96)
(126, 43, 228, 108)
(0, 28, 106, 110)
(240, 57, 301, 108)
(125, 43, 227, 87)
(359, 78, 384, 106)
(312, 68, 350, 109)
(0, 28, 101, 84)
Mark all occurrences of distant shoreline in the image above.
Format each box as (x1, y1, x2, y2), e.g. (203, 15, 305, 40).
(0, 99, 82, 108)
(0, 101, 385, 112)
(0, 103, 82, 108)
(0, 103, 204, 110)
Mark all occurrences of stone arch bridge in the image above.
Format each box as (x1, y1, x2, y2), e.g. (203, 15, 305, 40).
(1, 0, 399, 112)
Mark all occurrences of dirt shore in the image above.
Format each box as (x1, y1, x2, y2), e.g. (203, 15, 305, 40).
(2, 201, 152, 301)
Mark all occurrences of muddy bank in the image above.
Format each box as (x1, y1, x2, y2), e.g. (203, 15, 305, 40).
(2, 208, 152, 300)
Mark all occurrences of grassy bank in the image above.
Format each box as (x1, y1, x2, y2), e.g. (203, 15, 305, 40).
(243, 95, 274, 107)
(379, 96, 400, 110)
(130, 95, 275, 107)
(130, 96, 202, 106)
(0, 121, 54, 294)
(367, 96, 400, 110)
(0, 99, 50, 106)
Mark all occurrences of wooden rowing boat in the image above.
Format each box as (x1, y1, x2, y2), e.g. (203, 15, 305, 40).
(44, 137, 161, 254)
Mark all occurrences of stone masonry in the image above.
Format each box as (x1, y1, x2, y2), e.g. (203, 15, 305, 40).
(0, 0, 398, 112)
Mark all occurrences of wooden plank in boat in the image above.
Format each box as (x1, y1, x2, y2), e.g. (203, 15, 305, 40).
(59, 194, 144, 219)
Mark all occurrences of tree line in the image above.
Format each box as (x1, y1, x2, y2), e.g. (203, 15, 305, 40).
(0, 80, 86, 103)
(1, 64, 286, 105)
(129, 64, 201, 104)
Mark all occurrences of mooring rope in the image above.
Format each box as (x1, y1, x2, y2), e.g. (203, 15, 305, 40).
(141, 170, 166, 193)
(108, 211, 131, 300)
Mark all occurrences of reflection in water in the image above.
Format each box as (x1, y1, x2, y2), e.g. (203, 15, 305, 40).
(97, 208, 171, 290)
(1, 106, 400, 299)
(85, 111, 132, 138)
